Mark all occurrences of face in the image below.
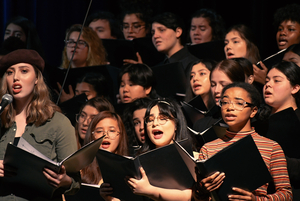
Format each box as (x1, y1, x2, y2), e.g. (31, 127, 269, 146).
(224, 31, 247, 59)
(77, 105, 99, 140)
(6, 63, 38, 102)
(133, 108, 147, 144)
(66, 31, 89, 67)
(4, 23, 26, 42)
(190, 17, 212, 44)
(210, 68, 233, 105)
(152, 22, 182, 57)
(276, 20, 300, 50)
(146, 105, 177, 148)
(75, 82, 97, 100)
(89, 19, 115, 39)
(95, 118, 120, 153)
(119, 73, 151, 103)
(190, 63, 211, 97)
(122, 14, 147, 40)
(221, 87, 257, 132)
(283, 51, 300, 67)
(264, 68, 299, 112)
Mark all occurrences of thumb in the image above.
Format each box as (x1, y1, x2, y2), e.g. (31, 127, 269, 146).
(136, 52, 143, 63)
(140, 167, 147, 178)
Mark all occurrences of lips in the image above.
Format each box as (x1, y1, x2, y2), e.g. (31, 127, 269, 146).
(224, 113, 237, 121)
(101, 141, 111, 149)
(126, 36, 135, 40)
(226, 52, 234, 58)
(264, 90, 272, 98)
(152, 129, 163, 139)
(12, 83, 22, 94)
(278, 37, 287, 46)
(193, 83, 202, 91)
(122, 95, 131, 102)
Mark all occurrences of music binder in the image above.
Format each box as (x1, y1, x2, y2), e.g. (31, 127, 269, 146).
(2, 136, 104, 198)
(95, 139, 194, 201)
(174, 135, 272, 201)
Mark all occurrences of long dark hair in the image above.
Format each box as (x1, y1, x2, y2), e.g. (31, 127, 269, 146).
(122, 97, 152, 147)
(137, 98, 194, 154)
(5, 16, 44, 58)
(260, 61, 300, 120)
(211, 59, 245, 82)
(185, 59, 217, 102)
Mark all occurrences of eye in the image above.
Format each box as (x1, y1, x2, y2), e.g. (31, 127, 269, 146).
(158, 115, 168, 121)
(21, 69, 28, 73)
(190, 26, 196, 31)
(133, 120, 140, 126)
(211, 82, 216, 87)
(200, 72, 206, 76)
(236, 101, 244, 106)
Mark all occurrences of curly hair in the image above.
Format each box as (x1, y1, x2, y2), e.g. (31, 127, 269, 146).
(61, 24, 107, 68)
(0, 65, 60, 128)
(273, 4, 300, 30)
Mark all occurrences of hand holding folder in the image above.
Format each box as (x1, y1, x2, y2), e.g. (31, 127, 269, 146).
(1, 136, 104, 199)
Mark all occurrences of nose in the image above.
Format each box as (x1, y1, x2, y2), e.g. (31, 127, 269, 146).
(279, 28, 287, 36)
(152, 117, 159, 127)
(122, 84, 129, 92)
(82, 117, 90, 126)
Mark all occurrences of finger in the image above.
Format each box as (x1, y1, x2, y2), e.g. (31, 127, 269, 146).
(123, 59, 138, 64)
(68, 85, 74, 96)
(44, 168, 58, 179)
(56, 82, 62, 90)
(260, 61, 268, 70)
(140, 167, 146, 177)
(136, 52, 143, 63)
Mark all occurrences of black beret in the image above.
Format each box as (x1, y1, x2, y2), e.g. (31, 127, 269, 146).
(0, 49, 44, 75)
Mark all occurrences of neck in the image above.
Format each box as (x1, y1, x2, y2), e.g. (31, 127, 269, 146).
(166, 44, 184, 58)
(228, 120, 252, 133)
(271, 101, 297, 114)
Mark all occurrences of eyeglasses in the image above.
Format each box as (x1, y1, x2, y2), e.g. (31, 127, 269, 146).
(144, 114, 171, 126)
(76, 113, 95, 124)
(64, 39, 88, 48)
(122, 24, 145, 33)
(92, 128, 120, 140)
(218, 98, 254, 111)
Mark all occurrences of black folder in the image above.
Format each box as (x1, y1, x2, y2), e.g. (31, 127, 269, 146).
(2, 136, 104, 198)
(151, 62, 187, 98)
(174, 135, 272, 201)
(95, 139, 194, 201)
(187, 40, 226, 62)
(64, 183, 104, 201)
(102, 38, 165, 67)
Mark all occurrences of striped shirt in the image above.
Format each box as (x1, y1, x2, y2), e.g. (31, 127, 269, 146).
(199, 129, 292, 201)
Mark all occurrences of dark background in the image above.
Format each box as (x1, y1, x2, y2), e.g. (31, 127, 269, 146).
(0, 0, 299, 69)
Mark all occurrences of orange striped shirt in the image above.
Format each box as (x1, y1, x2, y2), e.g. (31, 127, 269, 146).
(199, 129, 293, 200)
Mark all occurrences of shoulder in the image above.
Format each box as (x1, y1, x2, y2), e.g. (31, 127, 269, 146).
(252, 133, 282, 151)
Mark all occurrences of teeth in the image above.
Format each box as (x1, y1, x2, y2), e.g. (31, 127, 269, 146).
(14, 86, 21, 89)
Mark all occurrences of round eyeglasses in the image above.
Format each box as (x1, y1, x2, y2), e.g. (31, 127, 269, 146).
(92, 128, 120, 140)
(64, 39, 88, 48)
(144, 114, 171, 126)
(218, 98, 254, 111)
(76, 113, 95, 124)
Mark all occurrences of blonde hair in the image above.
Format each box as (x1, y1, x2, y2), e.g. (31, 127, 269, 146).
(61, 24, 107, 68)
(0, 66, 60, 128)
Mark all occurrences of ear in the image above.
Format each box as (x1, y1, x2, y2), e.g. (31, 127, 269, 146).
(175, 27, 183, 38)
(291, 84, 300, 95)
(247, 75, 254, 85)
(145, 86, 152, 96)
(250, 106, 258, 119)
(35, 78, 38, 85)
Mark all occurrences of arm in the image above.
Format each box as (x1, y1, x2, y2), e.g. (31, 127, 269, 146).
(254, 142, 293, 200)
(51, 113, 81, 195)
(127, 167, 192, 201)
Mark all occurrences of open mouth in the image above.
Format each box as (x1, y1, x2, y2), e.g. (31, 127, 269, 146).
(227, 52, 234, 58)
(193, 83, 202, 90)
(12, 83, 22, 94)
(224, 113, 236, 121)
(152, 129, 163, 139)
(278, 38, 288, 46)
(101, 141, 111, 149)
